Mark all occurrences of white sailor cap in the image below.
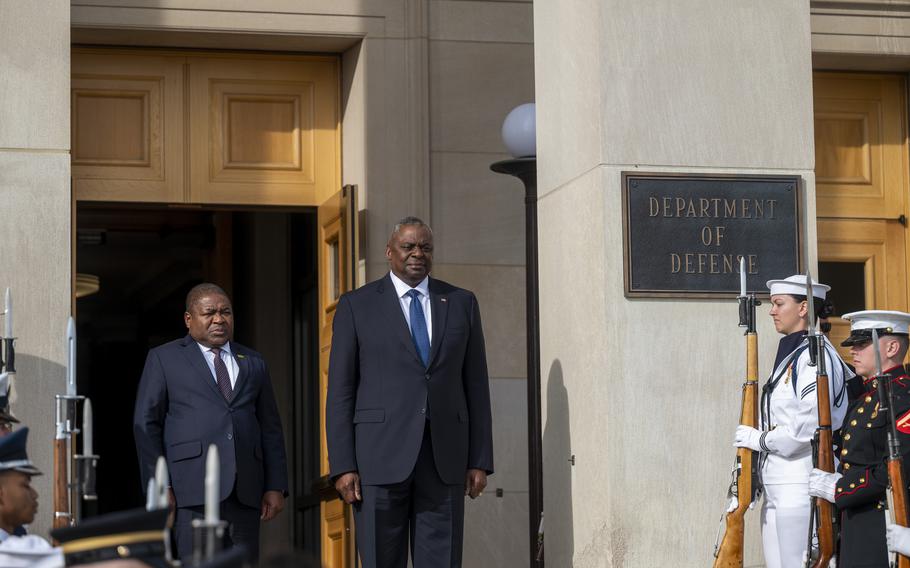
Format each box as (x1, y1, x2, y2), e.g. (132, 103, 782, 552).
(840, 310, 910, 346)
(765, 274, 830, 299)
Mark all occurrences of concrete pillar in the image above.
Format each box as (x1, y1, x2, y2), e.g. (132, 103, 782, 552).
(534, 1, 815, 565)
(0, 1, 71, 535)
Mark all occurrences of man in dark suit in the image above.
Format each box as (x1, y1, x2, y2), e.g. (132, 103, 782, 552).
(326, 216, 494, 567)
(133, 283, 288, 562)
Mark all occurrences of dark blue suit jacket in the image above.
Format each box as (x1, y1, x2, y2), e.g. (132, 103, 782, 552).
(133, 336, 288, 509)
(326, 275, 494, 486)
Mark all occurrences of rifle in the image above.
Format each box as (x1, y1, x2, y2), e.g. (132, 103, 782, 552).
(54, 317, 98, 529)
(713, 258, 761, 567)
(873, 328, 910, 568)
(804, 273, 836, 568)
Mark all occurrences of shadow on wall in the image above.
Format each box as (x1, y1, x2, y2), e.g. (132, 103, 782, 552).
(543, 359, 573, 566)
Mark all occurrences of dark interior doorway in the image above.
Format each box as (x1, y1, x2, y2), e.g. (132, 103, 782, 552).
(75, 203, 321, 555)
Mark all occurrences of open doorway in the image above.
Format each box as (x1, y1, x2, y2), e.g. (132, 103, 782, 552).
(75, 203, 322, 554)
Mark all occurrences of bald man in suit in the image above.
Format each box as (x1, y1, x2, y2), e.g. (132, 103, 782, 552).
(326, 216, 494, 567)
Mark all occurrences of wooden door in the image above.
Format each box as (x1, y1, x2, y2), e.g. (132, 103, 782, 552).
(318, 186, 358, 568)
(72, 49, 340, 206)
(71, 52, 186, 202)
(814, 73, 910, 358)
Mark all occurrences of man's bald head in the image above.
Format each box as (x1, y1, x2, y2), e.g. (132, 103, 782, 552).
(185, 283, 229, 312)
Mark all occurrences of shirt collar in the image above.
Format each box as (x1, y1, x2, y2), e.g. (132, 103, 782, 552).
(196, 341, 233, 356)
(389, 272, 429, 299)
(0, 528, 10, 542)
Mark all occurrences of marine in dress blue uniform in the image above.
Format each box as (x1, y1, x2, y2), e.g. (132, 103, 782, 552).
(809, 310, 910, 567)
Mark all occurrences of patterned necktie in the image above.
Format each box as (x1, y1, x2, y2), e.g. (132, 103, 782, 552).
(211, 347, 233, 402)
(407, 289, 431, 367)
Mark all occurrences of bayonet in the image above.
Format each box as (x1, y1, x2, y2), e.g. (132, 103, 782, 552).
(66, 317, 76, 397)
(806, 271, 816, 334)
(2, 288, 14, 376)
(193, 444, 227, 562)
(806, 271, 819, 368)
(873, 328, 885, 379)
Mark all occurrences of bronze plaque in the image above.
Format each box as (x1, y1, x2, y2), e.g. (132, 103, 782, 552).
(622, 172, 802, 298)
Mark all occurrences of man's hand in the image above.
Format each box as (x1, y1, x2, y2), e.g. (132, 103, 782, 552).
(260, 490, 285, 521)
(335, 472, 362, 504)
(465, 469, 487, 499)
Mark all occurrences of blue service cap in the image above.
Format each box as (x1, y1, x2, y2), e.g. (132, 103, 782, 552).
(0, 427, 41, 476)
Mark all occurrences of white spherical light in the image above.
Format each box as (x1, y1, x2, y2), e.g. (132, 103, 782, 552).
(501, 103, 536, 158)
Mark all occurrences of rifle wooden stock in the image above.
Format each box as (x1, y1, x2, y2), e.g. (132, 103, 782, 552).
(810, 370, 835, 568)
(888, 457, 910, 568)
(713, 332, 759, 568)
(53, 436, 69, 529)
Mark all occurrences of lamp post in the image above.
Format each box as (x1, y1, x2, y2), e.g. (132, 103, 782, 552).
(490, 103, 543, 567)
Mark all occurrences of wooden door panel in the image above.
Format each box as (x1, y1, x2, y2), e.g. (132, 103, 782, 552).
(814, 73, 907, 219)
(322, 499, 351, 568)
(72, 50, 340, 207)
(72, 51, 185, 203)
(817, 218, 907, 359)
(318, 187, 357, 568)
(814, 72, 910, 362)
(189, 56, 340, 206)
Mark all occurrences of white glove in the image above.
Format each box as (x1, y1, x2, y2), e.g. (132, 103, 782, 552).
(887, 523, 910, 556)
(733, 425, 763, 451)
(808, 468, 841, 503)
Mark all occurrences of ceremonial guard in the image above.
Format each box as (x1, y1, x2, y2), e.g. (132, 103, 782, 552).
(733, 275, 852, 568)
(809, 310, 910, 566)
(0, 427, 63, 567)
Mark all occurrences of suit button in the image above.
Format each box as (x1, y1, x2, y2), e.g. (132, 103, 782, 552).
(227, 433, 233, 440)
(419, 408, 426, 414)
(425, 374, 430, 381)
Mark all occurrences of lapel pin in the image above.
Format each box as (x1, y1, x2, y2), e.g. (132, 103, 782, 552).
(441, 298, 447, 303)
(236, 354, 246, 360)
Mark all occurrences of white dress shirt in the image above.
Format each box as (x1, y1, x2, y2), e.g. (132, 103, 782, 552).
(196, 341, 240, 389)
(389, 272, 432, 343)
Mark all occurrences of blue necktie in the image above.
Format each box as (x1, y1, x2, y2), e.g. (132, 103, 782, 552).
(407, 289, 431, 367)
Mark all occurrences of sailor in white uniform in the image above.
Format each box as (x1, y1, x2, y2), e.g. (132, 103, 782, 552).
(0, 427, 63, 567)
(733, 274, 853, 568)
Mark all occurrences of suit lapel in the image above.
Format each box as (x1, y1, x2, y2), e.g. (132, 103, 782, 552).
(231, 348, 249, 402)
(427, 279, 448, 368)
(179, 335, 222, 400)
(380, 274, 422, 365)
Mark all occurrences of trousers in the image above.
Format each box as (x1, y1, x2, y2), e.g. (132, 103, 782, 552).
(761, 482, 811, 568)
(353, 422, 465, 568)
